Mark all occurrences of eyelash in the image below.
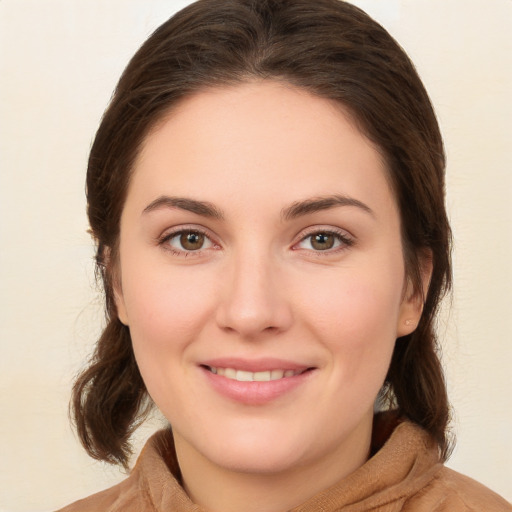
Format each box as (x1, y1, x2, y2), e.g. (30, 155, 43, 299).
(158, 227, 218, 257)
(158, 227, 354, 257)
(293, 228, 355, 254)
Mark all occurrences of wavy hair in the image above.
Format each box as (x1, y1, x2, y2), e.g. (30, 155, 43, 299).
(72, 0, 452, 468)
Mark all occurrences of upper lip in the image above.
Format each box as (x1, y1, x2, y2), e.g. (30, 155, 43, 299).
(200, 357, 312, 373)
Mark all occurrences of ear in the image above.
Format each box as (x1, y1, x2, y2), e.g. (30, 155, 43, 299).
(114, 283, 129, 326)
(104, 246, 129, 326)
(396, 250, 433, 337)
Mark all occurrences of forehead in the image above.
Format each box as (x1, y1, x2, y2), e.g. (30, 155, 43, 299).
(129, 80, 396, 218)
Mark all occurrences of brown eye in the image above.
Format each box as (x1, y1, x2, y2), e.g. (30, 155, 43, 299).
(310, 233, 335, 250)
(163, 229, 214, 253)
(180, 231, 205, 250)
(296, 230, 353, 253)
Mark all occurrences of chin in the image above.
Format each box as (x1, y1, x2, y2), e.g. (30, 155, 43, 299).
(208, 441, 308, 475)
(171, 416, 306, 474)
(189, 418, 331, 475)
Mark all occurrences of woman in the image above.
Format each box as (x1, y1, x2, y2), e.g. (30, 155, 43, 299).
(58, 0, 511, 510)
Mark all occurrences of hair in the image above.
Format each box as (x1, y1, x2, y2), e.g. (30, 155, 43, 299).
(72, 0, 452, 468)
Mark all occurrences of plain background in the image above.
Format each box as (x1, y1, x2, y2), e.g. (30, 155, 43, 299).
(0, 1, 510, 510)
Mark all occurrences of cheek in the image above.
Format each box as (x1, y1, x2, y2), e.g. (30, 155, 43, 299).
(122, 266, 219, 413)
(121, 262, 218, 355)
(304, 272, 403, 338)
(297, 265, 403, 380)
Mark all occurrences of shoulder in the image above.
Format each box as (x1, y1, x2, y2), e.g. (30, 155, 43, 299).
(403, 465, 512, 511)
(55, 428, 189, 512)
(55, 472, 150, 512)
(369, 417, 511, 511)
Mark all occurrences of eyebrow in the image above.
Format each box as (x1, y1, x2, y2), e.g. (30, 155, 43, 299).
(282, 194, 374, 220)
(142, 194, 373, 221)
(142, 196, 225, 219)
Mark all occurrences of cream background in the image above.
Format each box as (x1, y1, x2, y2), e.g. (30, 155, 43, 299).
(0, 1, 510, 510)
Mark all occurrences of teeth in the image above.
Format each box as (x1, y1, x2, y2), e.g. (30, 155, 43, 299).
(236, 370, 253, 382)
(254, 371, 271, 381)
(224, 368, 236, 379)
(208, 366, 302, 382)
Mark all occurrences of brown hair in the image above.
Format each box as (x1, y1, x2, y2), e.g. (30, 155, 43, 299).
(73, 0, 452, 468)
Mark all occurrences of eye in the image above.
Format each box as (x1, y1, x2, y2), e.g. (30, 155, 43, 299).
(162, 229, 215, 253)
(296, 230, 353, 252)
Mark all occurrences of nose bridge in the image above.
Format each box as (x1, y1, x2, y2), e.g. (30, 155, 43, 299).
(216, 243, 292, 337)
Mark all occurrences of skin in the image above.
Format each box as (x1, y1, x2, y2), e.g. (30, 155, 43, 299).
(115, 81, 426, 512)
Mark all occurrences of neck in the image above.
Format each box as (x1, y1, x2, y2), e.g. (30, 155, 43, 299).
(173, 415, 373, 512)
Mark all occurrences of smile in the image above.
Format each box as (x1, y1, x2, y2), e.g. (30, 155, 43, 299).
(206, 366, 306, 382)
(200, 361, 315, 404)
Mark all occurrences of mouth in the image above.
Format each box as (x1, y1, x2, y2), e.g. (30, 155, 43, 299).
(199, 357, 318, 406)
(202, 366, 310, 382)
(199, 358, 316, 404)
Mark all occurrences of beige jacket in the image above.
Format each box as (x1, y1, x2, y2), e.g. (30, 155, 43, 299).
(57, 420, 511, 511)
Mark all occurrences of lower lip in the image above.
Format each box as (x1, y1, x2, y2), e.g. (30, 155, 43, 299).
(201, 367, 314, 405)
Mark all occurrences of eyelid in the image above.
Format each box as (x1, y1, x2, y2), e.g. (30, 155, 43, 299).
(292, 225, 355, 252)
(158, 224, 221, 256)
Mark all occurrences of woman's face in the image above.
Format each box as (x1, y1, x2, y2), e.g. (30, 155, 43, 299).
(115, 81, 422, 477)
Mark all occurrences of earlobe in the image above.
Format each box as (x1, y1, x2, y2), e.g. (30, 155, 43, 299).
(397, 251, 433, 337)
(396, 282, 422, 337)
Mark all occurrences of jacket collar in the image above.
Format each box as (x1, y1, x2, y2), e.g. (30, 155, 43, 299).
(135, 415, 441, 511)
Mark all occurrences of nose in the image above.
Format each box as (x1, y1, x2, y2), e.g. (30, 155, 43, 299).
(215, 251, 293, 339)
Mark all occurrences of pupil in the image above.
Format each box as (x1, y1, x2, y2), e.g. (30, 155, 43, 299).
(180, 232, 204, 250)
